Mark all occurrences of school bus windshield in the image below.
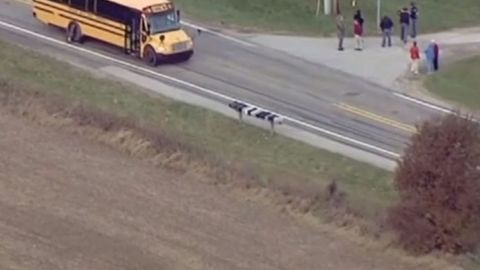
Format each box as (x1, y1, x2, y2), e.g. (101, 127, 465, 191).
(147, 10, 180, 34)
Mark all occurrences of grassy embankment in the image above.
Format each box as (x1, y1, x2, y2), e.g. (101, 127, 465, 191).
(175, 0, 480, 36)
(0, 39, 394, 223)
(425, 55, 480, 111)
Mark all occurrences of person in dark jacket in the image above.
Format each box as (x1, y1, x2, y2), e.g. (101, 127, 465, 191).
(433, 41, 440, 71)
(424, 40, 435, 74)
(398, 7, 410, 44)
(379, 15, 394, 47)
(410, 2, 419, 38)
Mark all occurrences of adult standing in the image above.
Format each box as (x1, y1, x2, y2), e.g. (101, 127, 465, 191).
(410, 2, 419, 38)
(409, 41, 420, 74)
(336, 13, 346, 51)
(379, 15, 394, 47)
(433, 40, 440, 71)
(353, 19, 364, 51)
(353, 9, 364, 51)
(424, 40, 435, 74)
(398, 7, 410, 44)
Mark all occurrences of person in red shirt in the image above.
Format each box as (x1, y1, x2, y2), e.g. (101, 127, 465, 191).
(353, 19, 363, 51)
(409, 41, 420, 74)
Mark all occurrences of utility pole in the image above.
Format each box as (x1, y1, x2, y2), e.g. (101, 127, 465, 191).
(316, 0, 321, 16)
(324, 0, 332, 15)
(376, 0, 381, 30)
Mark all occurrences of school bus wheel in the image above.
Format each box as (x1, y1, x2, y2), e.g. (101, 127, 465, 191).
(143, 46, 158, 67)
(66, 21, 83, 43)
(179, 50, 194, 61)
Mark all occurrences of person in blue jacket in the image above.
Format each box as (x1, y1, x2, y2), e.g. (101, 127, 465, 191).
(424, 40, 435, 74)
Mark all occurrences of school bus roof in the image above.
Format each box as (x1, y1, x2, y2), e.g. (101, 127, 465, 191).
(108, 0, 173, 11)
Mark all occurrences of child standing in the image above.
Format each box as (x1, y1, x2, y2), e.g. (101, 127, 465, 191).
(409, 41, 420, 74)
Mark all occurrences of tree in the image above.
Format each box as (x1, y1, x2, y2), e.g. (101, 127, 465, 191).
(387, 113, 480, 254)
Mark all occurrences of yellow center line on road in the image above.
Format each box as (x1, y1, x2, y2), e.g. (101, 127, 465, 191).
(3, 0, 417, 136)
(335, 102, 417, 134)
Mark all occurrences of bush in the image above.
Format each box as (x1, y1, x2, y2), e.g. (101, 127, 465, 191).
(387, 113, 480, 254)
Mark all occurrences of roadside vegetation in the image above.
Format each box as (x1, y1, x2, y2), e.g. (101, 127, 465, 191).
(388, 113, 480, 256)
(424, 55, 480, 110)
(3, 39, 479, 268)
(0, 40, 393, 224)
(176, 0, 480, 36)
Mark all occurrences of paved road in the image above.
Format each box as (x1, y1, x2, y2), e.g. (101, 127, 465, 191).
(0, 0, 441, 157)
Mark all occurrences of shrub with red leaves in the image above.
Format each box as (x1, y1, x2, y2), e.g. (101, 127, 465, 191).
(388, 113, 480, 254)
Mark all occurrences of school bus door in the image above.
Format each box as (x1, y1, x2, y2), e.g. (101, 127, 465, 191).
(140, 14, 150, 57)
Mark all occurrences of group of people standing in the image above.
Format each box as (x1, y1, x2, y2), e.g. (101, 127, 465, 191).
(336, 2, 419, 51)
(398, 2, 418, 44)
(335, 9, 365, 51)
(409, 40, 439, 75)
(334, 1, 440, 75)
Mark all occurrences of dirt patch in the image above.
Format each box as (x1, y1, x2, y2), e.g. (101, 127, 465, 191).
(0, 80, 463, 269)
(0, 78, 340, 219)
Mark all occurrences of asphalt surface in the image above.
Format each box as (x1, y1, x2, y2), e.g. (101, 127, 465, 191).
(0, 0, 441, 156)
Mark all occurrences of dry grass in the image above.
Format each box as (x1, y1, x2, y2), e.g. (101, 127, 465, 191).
(0, 39, 397, 221)
(0, 78, 330, 216)
(0, 76, 393, 243)
(0, 41, 476, 268)
(0, 79, 473, 270)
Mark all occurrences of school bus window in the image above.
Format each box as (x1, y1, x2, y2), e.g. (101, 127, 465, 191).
(69, 0, 86, 10)
(95, 0, 131, 23)
(147, 10, 179, 34)
(86, 0, 96, 12)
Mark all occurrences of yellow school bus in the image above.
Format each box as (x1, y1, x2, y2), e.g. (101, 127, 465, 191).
(32, 0, 194, 66)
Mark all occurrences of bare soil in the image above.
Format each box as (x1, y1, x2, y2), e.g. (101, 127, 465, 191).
(0, 106, 461, 270)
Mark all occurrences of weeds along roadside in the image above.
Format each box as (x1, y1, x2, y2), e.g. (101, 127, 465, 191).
(0, 39, 397, 243)
(0, 77, 360, 226)
(0, 78, 465, 270)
